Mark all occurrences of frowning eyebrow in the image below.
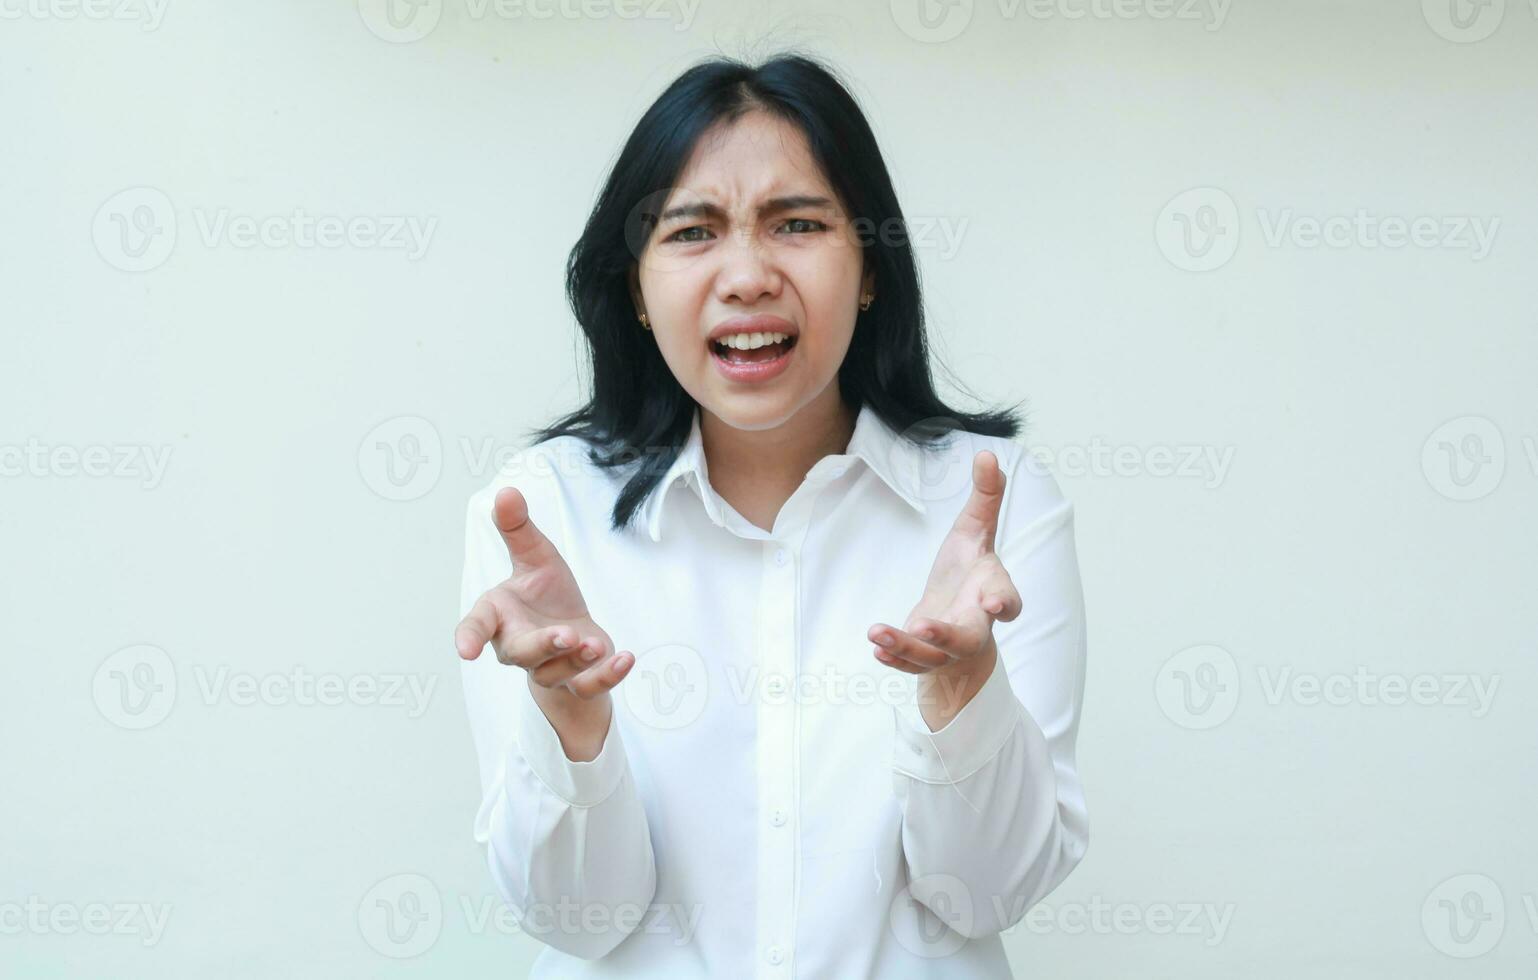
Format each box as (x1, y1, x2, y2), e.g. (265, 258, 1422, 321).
(656, 195, 837, 224)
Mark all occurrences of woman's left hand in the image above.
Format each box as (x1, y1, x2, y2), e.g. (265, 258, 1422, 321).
(867, 450, 1022, 714)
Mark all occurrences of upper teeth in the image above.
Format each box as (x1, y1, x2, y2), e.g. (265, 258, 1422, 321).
(716, 331, 789, 350)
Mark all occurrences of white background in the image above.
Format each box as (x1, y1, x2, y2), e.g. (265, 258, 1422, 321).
(2, 0, 1534, 976)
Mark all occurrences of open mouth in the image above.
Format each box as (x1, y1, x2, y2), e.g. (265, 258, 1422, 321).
(710, 334, 799, 363)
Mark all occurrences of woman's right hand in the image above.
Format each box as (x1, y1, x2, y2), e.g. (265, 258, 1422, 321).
(454, 486, 636, 756)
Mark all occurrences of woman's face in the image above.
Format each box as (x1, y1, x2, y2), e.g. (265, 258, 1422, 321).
(629, 110, 874, 432)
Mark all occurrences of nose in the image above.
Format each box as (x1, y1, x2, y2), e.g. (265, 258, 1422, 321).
(714, 229, 782, 306)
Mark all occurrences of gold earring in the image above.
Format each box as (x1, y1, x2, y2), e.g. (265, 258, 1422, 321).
(859, 294, 873, 312)
(639, 313, 651, 331)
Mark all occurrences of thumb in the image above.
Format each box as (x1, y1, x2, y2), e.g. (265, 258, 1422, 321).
(955, 450, 1006, 553)
(493, 486, 558, 570)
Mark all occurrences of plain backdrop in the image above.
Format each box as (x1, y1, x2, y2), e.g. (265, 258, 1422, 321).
(2, 0, 1534, 976)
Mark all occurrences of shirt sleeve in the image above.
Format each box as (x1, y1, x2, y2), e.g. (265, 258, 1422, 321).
(888, 444, 1090, 940)
(457, 461, 658, 960)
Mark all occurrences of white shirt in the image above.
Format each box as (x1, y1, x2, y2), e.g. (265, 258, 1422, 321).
(457, 401, 1089, 979)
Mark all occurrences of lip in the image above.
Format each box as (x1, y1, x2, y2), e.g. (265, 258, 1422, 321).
(707, 314, 798, 344)
(708, 314, 797, 384)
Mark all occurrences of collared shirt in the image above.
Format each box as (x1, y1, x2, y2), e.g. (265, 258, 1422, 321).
(457, 401, 1089, 979)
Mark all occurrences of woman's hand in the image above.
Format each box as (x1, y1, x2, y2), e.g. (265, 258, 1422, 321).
(454, 486, 636, 757)
(867, 450, 1022, 726)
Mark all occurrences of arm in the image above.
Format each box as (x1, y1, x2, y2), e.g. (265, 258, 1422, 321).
(888, 448, 1089, 939)
(458, 474, 658, 960)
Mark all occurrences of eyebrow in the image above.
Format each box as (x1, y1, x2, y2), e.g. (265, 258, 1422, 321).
(656, 194, 837, 224)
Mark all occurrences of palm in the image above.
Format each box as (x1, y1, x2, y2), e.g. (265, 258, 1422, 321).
(907, 526, 1007, 638)
(867, 450, 1022, 676)
(498, 492, 614, 653)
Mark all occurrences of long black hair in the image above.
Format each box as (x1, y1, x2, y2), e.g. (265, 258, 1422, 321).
(526, 51, 1025, 534)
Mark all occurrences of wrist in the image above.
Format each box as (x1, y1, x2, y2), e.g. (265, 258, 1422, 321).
(917, 643, 997, 730)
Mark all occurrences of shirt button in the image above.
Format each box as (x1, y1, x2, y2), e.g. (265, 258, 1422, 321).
(774, 548, 787, 566)
(771, 808, 788, 827)
(766, 945, 784, 965)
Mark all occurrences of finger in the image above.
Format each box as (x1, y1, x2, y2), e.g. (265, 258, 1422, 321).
(564, 649, 637, 700)
(454, 595, 502, 660)
(868, 623, 952, 670)
(872, 648, 926, 674)
(953, 450, 1006, 553)
(902, 616, 984, 660)
(493, 486, 560, 571)
(980, 580, 1023, 623)
(525, 643, 602, 689)
(525, 630, 602, 683)
(498, 623, 584, 670)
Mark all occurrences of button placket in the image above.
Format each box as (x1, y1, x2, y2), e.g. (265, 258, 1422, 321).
(754, 490, 822, 978)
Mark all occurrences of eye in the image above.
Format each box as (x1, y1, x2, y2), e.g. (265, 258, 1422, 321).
(663, 225, 712, 244)
(779, 218, 827, 234)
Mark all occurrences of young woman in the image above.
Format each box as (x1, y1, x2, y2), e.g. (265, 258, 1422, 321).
(454, 52, 1088, 979)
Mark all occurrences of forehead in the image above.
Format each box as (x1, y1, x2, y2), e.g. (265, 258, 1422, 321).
(671, 110, 834, 203)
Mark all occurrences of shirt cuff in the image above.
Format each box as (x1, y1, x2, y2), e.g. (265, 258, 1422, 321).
(512, 679, 630, 807)
(891, 654, 1022, 784)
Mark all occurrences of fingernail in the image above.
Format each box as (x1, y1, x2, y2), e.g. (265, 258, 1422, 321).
(553, 635, 569, 649)
(875, 634, 894, 647)
(582, 645, 600, 662)
(918, 629, 935, 641)
(614, 653, 632, 671)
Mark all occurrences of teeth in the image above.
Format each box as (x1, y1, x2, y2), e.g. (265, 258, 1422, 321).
(715, 331, 789, 350)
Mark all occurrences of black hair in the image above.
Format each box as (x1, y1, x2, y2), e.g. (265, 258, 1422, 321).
(526, 50, 1025, 534)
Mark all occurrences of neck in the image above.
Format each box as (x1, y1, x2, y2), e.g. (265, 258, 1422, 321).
(698, 388, 857, 530)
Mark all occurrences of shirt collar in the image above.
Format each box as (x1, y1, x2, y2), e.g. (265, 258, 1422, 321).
(643, 402, 929, 543)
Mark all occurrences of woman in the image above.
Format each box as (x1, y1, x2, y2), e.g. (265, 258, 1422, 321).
(454, 52, 1088, 979)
